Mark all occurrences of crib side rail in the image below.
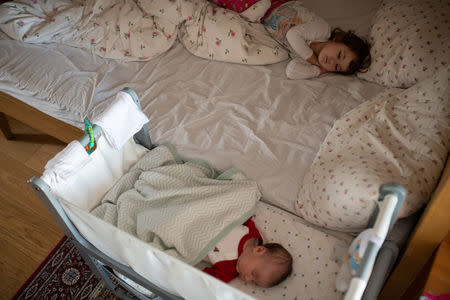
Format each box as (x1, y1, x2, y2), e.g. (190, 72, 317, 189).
(344, 183, 406, 300)
(28, 176, 182, 300)
(25, 87, 175, 299)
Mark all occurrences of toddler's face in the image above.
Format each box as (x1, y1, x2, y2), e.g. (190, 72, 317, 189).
(317, 41, 356, 73)
(236, 246, 279, 287)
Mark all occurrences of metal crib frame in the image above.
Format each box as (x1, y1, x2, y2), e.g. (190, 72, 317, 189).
(29, 88, 181, 300)
(27, 88, 406, 300)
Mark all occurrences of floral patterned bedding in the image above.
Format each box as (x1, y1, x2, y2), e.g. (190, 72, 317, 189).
(0, 0, 288, 64)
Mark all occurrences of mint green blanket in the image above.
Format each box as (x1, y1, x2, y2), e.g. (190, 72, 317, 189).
(91, 143, 260, 265)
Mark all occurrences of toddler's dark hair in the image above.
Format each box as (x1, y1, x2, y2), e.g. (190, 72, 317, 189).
(330, 28, 371, 75)
(263, 243, 293, 286)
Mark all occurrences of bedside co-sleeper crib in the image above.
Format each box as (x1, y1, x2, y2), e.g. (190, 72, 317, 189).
(28, 89, 406, 300)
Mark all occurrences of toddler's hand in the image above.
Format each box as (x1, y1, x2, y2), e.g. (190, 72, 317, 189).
(306, 54, 320, 67)
(307, 54, 327, 75)
(318, 66, 327, 74)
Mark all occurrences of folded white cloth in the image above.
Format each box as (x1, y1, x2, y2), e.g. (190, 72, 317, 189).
(42, 140, 92, 190)
(92, 91, 149, 150)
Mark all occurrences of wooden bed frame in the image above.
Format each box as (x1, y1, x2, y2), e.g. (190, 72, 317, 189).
(1, 90, 449, 299)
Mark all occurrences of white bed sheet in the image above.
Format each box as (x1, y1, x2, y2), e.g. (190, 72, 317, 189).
(170, 201, 351, 300)
(0, 37, 385, 213)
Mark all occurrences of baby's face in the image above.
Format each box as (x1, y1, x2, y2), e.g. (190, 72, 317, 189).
(236, 246, 279, 287)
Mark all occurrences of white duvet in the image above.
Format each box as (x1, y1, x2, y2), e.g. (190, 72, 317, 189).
(0, 0, 288, 64)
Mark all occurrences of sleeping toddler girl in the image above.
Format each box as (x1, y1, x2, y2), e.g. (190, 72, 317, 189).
(263, 1, 371, 79)
(203, 217, 293, 287)
(214, 0, 371, 79)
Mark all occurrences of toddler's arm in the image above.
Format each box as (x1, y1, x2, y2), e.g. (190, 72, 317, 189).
(286, 20, 330, 61)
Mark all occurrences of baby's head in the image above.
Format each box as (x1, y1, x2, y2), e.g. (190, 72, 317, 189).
(317, 28, 371, 75)
(236, 243, 293, 287)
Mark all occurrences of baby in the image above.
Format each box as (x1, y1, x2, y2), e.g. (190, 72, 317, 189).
(203, 218, 293, 287)
(263, 1, 371, 79)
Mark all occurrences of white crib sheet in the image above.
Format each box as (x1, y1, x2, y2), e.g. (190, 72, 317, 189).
(229, 202, 350, 300)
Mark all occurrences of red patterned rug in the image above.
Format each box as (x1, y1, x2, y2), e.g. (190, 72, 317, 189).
(12, 236, 118, 300)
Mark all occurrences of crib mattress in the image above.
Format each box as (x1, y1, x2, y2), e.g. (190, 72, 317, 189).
(228, 201, 350, 300)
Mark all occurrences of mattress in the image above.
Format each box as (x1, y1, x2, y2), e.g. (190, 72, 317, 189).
(228, 201, 350, 300)
(0, 34, 385, 214)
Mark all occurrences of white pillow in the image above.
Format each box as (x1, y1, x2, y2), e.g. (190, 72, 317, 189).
(358, 0, 450, 88)
(296, 67, 449, 232)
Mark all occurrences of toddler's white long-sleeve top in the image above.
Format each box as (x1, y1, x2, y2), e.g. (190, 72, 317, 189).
(263, 2, 331, 79)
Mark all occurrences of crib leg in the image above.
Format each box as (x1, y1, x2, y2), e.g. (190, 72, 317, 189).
(71, 241, 117, 292)
(0, 112, 14, 140)
(68, 239, 121, 298)
(73, 241, 156, 300)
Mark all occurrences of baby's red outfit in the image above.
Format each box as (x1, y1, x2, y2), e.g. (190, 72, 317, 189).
(203, 218, 263, 282)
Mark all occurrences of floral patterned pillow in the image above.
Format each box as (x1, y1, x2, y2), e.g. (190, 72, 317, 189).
(358, 0, 449, 88)
(296, 67, 449, 232)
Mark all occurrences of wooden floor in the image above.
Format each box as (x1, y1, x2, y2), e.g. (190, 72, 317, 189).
(0, 117, 65, 300)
